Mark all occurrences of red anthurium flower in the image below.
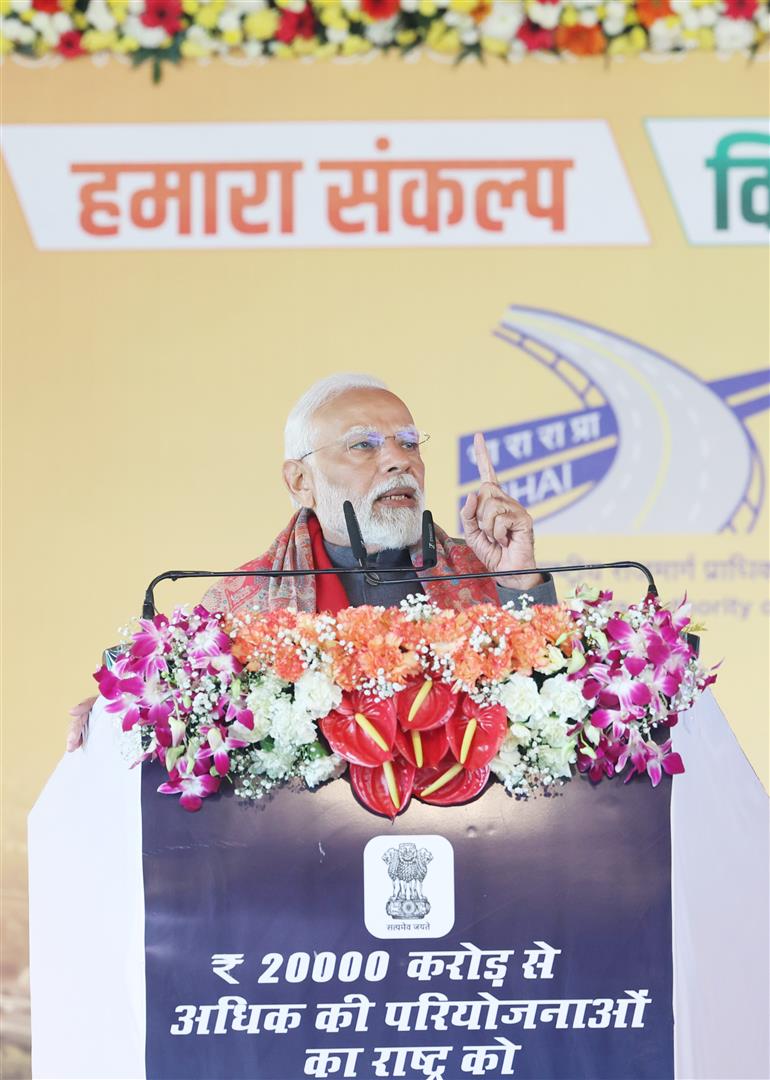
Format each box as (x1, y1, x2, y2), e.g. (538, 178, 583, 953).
(445, 695, 508, 771)
(57, 30, 85, 57)
(141, 0, 183, 35)
(33, 0, 60, 11)
(320, 691, 397, 767)
(362, 0, 400, 19)
(413, 754, 489, 807)
(350, 758, 415, 819)
(395, 724, 449, 770)
(396, 679, 459, 732)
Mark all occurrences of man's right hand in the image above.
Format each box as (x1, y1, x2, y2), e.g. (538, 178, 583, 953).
(66, 696, 97, 752)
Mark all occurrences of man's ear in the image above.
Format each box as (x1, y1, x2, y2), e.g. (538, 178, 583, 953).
(282, 460, 316, 509)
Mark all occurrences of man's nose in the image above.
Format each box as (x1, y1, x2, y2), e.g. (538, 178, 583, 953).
(380, 439, 414, 472)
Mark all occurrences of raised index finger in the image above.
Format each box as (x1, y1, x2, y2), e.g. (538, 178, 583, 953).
(474, 431, 498, 485)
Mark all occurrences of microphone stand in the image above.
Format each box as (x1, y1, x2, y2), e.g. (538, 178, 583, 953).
(141, 503, 659, 619)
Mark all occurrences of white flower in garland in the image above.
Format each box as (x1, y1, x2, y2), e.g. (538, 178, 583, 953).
(577, 2, 601, 28)
(498, 672, 544, 723)
(648, 16, 684, 52)
(602, 1, 627, 36)
(1, 16, 35, 44)
(715, 15, 756, 51)
(293, 669, 342, 720)
(254, 743, 297, 780)
(481, 0, 525, 42)
(30, 9, 73, 45)
(490, 731, 528, 792)
(300, 751, 347, 788)
(122, 13, 168, 47)
(246, 673, 290, 737)
(538, 672, 590, 724)
(527, 0, 565, 31)
(268, 695, 318, 750)
(86, 0, 117, 33)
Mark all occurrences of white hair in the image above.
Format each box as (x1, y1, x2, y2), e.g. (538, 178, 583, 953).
(284, 372, 388, 460)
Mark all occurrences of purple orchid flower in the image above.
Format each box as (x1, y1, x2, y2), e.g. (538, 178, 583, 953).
(198, 722, 251, 777)
(158, 758, 220, 812)
(576, 736, 623, 782)
(617, 731, 685, 787)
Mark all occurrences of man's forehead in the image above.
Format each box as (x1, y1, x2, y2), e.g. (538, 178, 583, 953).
(312, 388, 415, 437)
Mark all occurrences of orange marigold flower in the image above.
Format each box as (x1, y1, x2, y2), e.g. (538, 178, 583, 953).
(471, 0, 492, 24)
(636, 0, 672, 28)
(555, 23, 606, 56)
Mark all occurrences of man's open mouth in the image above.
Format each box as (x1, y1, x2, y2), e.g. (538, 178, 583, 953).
(374, 488, 418, 506)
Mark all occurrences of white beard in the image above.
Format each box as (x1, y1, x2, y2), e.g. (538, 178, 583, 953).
(312, 473, 425, 552)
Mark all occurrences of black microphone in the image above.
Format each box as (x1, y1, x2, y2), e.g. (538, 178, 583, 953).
(342, 500, 380, 586)
(421, 510, 437, 570)
(342, 500, 369, 571)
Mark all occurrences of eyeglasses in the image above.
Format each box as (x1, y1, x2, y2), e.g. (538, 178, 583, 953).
(298, 426, 430, 461)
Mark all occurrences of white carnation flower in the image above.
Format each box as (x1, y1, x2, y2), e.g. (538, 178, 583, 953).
(538, 673, 589, 723)
(268, 696, 317, 749)
(254, 744, 296, 780)
(246, 675, 289, 730)
(491, 734, 527, 791)
(300, 752, 347, 788)
(498, 674, 543, 722)
(536, 715, 573, 748)
(293, 670, 342, 720)
(537, 741, 575, 780)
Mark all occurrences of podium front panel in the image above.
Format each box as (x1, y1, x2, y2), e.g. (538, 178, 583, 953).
(141, 764, 674, 1080)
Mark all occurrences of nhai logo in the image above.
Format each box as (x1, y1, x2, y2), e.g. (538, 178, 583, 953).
(458, 306, 768, 534)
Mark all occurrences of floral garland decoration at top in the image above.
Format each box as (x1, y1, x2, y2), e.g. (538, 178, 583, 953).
(1, 0, 767, 81)
(95, 589, 716, 816)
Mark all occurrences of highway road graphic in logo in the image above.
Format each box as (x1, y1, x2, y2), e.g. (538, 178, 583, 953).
(458, 306, 768, 534)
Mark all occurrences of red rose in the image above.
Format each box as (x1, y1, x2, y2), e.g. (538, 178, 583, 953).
(32, 0, 60, 12)
(276, 3, 316, 43)
(362, 0, 400, 19)
(516, 20, 555, 52)
(724, 0, 758, 17)
(57, 30, 84, 58)
(141, 0, 183, 35)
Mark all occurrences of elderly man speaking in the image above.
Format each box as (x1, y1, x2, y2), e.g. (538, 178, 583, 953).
(202, 372, 556, 616)
(67, 372, 554, 749)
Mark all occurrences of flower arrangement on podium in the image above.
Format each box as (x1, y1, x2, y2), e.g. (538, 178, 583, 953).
(95, 591, 715, 817)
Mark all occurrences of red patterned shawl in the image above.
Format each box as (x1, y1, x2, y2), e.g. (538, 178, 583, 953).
(201, 509, 498, 615)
